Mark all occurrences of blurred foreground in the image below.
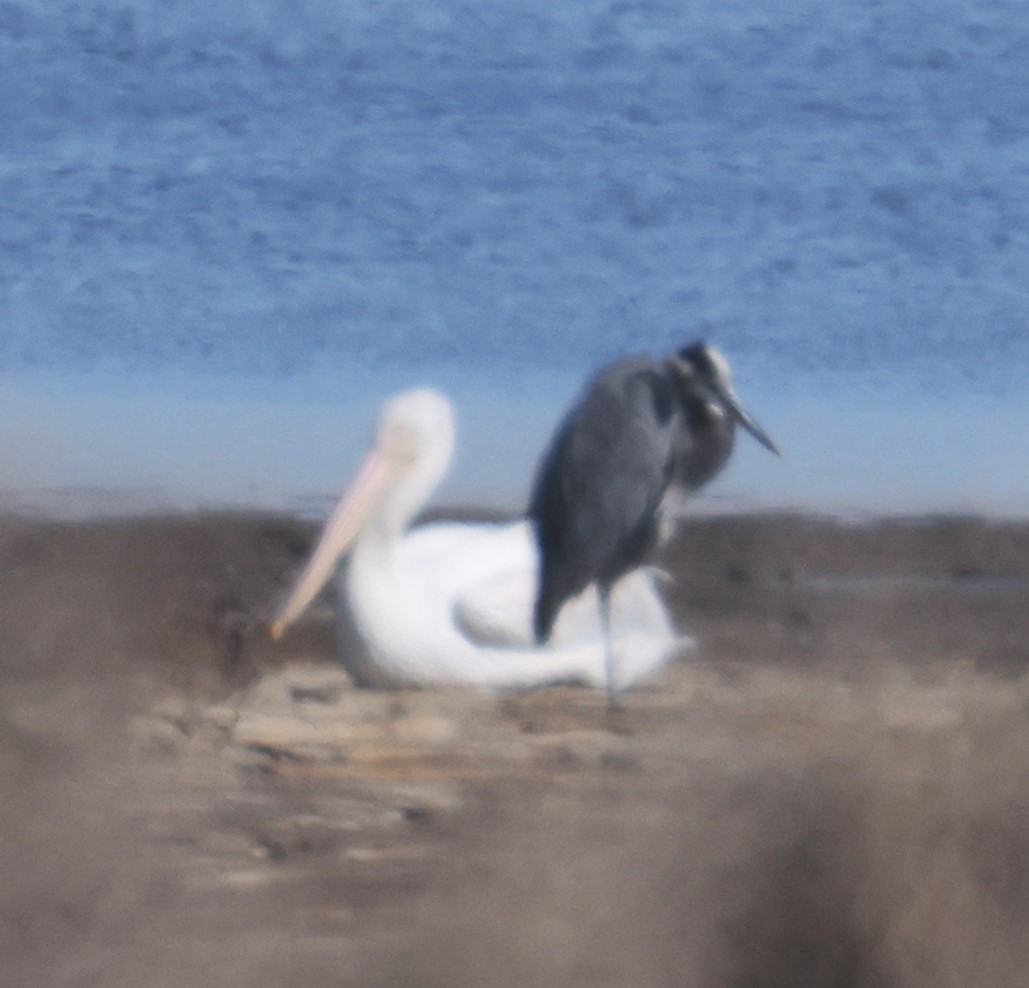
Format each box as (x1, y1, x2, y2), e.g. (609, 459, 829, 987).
(1, 511, 1028, 987)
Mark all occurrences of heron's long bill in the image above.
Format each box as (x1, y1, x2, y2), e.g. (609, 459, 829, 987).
(719, 387, 781, 456)
(270, 450, 395, 639)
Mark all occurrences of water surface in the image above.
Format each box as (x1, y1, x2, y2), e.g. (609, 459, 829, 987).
(2, 0, 1028, 516)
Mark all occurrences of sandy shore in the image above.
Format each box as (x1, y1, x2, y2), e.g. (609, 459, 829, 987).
(2, 508, 1028, 987)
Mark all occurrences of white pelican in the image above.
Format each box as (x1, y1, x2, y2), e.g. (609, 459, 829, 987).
(271, 388, 689, 691)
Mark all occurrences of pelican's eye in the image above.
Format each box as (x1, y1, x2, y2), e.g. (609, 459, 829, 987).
(376, 388, 454, 468)
(382, 422, 423, 463)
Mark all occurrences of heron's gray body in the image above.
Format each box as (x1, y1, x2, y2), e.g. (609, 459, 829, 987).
(530, 355, 680, 643)
(528, 342, 779, 698)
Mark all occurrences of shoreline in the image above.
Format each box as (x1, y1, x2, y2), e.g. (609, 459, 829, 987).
(2, 507, 1028, 985)
(2, 484, 1029, 524)
(1, 507, 1026, 690)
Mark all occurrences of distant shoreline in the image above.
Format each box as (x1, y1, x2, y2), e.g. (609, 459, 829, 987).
(1, 486, 1027, 524)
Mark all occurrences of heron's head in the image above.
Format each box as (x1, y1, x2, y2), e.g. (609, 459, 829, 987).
(675, 340, 734, 392)
(671, 341, 780, 455)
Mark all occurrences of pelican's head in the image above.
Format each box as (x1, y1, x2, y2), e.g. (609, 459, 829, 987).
(373, 388, 456, 529)
(672, 341, 780, 456)
(270, 388, 455, 639)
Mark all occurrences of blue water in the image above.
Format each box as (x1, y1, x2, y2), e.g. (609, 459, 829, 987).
(1, 0, 1028, 516)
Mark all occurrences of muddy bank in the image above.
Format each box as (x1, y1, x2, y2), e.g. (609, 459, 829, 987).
(1, 510, 1028, 987)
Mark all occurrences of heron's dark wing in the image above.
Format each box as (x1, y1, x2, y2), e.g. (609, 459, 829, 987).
(529, 358, 680, 639)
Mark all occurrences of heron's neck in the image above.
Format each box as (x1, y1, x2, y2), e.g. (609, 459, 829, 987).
(679, 401, 735, 491)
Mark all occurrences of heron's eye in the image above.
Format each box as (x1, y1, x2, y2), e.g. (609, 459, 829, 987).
(701, 352, 732, 390)
(681, 344, 732, 389)
(697, 355, 722, 384)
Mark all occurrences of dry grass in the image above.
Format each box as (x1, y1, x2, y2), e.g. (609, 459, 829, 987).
(1, 510, 1027, 987)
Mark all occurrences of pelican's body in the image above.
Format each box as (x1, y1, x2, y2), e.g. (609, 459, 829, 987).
(272, 389, 686, 691)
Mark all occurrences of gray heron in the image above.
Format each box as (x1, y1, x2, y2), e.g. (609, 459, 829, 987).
(529, 341, 780, 704)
